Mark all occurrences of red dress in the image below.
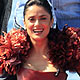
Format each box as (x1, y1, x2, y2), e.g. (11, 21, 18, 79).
(17, 68, 67, 80)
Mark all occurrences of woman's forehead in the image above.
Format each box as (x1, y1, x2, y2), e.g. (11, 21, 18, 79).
(25, 5, 50, 16)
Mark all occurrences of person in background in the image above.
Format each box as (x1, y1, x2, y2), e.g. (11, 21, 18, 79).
(0, 0, 80, 80)
(48, 0, 80, 30)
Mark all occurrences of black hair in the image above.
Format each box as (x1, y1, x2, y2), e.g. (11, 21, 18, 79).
(23, 0, 53, 20)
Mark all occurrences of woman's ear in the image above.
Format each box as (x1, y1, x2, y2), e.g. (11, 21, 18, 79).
(52, 18, 54, 24)
(50, 18, 54, 28)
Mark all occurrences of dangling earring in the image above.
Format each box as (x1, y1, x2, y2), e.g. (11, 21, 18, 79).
(51, 26, 53, 28)
(50, 18, 54, 29)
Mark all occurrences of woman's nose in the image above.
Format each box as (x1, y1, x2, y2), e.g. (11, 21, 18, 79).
(34, 19, 40, 26)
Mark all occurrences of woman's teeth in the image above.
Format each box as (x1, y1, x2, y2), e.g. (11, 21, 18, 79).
(33, 29, 43, 33)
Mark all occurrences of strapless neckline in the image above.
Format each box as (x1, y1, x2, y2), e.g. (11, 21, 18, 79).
(17, 67, 67, 80)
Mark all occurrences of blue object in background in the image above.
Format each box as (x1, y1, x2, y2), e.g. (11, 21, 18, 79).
(7, 0, 28, 32)
(66, 71, 80, 80)
(49, 0, 80, 30)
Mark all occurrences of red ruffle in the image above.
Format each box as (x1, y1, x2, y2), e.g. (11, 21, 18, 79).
(0, 28, 30, 75)
(48, 27, 80, 72)
(0, 27, 80, 75)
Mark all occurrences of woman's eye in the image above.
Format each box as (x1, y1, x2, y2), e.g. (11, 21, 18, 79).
(28, 18, 35, 22)
(40, 17, 47, 20)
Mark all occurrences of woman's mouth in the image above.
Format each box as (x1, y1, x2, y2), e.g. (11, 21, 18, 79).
(33, 29, 44, 34)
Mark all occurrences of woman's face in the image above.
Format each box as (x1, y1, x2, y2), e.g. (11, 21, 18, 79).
(24, 5, 53, 41)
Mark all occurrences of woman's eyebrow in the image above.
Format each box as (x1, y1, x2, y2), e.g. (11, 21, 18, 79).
(28, 16, 35, 19)
(40, 15, 47, 17)
(28, 15, 48, 19)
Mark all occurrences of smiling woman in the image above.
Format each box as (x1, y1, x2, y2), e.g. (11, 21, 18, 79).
(24, 4, 53, 41)
(0, 0, 80, 80)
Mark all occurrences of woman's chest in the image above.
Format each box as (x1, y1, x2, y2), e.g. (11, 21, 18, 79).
(17, 68, 67, 80)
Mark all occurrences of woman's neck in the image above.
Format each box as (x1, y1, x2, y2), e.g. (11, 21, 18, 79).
(30, 38, 48, 55)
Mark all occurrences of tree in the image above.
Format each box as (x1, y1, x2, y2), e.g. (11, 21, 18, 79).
(0, 0, 13, 35)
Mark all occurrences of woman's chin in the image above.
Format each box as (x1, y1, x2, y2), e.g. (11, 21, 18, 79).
(30, 36, 47, 41)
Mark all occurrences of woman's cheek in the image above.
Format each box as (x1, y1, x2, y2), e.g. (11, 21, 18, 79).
(27, 26, 33, 36)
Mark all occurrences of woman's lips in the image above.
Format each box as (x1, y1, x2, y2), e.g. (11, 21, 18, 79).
(33, 29, 44, 33)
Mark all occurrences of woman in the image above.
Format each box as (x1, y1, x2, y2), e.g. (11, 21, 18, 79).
(0, 0, 80, 80)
